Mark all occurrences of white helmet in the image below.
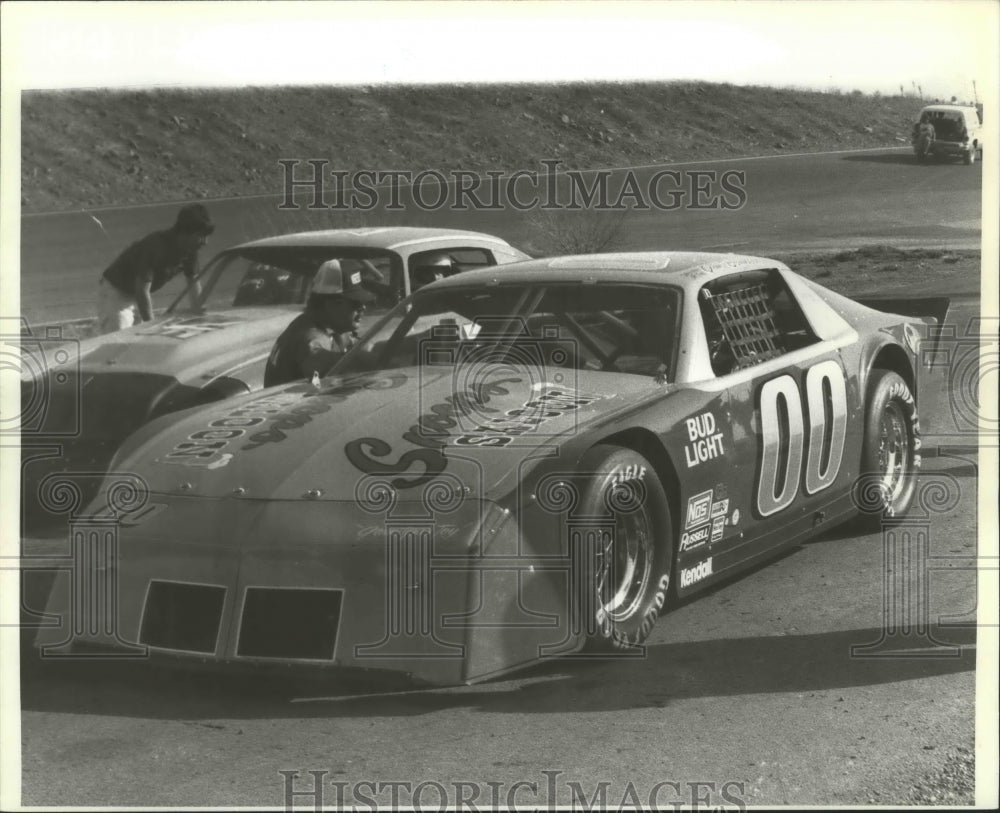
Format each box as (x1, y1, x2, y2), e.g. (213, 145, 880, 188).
(312, 259, 374, 303)
(415, 252, 453, 269)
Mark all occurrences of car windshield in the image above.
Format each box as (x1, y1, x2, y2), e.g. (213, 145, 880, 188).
(333, 282, 682, 382)
(168, 247, 405, 314)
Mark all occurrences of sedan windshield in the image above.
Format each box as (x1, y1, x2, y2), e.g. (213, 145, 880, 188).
(168, 247, 404, 314)
(334, 282, 682, 382)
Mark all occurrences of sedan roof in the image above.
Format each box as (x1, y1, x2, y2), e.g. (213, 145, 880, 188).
(920, 104, 977, 115)
(232, 227, 517, 252)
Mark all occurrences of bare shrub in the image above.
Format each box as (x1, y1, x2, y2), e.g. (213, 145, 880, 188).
(523, 208, 628, 257)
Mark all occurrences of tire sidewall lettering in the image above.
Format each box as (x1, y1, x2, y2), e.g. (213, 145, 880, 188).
(589, 450, 673, 650)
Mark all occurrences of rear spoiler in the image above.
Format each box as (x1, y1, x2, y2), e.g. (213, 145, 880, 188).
(855, 295, 951, 363)
(854, 296, 951, 326)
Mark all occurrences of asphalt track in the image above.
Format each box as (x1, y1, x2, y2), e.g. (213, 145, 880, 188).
(14, 147, 987, 806)
(17, 146, 983, 326)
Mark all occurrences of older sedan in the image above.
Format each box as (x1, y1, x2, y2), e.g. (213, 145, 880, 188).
(21, 227, 528, 528)
(34, 251, 943, 685)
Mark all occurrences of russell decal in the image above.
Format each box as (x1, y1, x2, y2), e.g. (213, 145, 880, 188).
(680, 525, 711, 551)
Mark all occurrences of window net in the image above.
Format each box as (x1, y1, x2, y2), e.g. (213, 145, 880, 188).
(701, 284, 785, 369)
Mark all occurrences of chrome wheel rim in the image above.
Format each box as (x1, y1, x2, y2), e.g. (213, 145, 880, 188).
(595, 505, 654, 622)
(878, 401, 910, 503)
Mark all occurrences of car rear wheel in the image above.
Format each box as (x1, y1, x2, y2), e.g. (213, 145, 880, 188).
(572, 445, 673, 651)
(858, 370, 920, 521)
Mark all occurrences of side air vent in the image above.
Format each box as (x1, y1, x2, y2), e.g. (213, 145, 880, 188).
(237, 587, 342, 660)
(139, 581, 226, 654)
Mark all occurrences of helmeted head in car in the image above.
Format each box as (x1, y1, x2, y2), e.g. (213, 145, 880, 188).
(411, 253, 454, 291)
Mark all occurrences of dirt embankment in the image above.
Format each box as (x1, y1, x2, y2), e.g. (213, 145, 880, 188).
(774, 246, 982, 297)
(21, 82, 926, 213)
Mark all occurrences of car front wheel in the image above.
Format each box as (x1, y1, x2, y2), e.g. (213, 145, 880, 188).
(858, 370, 920, 521)
(571, 444, 673, 651)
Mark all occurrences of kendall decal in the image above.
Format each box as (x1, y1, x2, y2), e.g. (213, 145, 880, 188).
(680, 557, 713, 588)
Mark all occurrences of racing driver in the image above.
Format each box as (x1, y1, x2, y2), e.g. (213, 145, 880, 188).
(263, 259, 375, 387)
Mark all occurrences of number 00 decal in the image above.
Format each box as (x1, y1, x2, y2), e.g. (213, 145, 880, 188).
(757, 360, 847, 517)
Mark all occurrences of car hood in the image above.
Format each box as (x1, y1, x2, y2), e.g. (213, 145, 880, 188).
(69, 308, 299, 386)
(113, 367, 664, 501)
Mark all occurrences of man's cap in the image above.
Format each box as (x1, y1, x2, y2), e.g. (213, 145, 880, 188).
(174, 203, 215, 235)
(312, 259, 376, 303)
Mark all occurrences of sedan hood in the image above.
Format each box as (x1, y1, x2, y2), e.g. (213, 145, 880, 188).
(69, 308, 299, 385)
(114, 367, 664, 501)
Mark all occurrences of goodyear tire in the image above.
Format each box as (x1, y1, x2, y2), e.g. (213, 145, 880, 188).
(572, 445, 673, 651)
(858, 370, 920, 521)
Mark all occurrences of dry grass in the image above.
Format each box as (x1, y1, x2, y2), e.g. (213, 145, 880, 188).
(21, 82, 926, 213)
(774, 247, 981, 296)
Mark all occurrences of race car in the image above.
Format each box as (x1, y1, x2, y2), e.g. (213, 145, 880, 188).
(34, 251, 942, 686)
(20, 227, 528, 528)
